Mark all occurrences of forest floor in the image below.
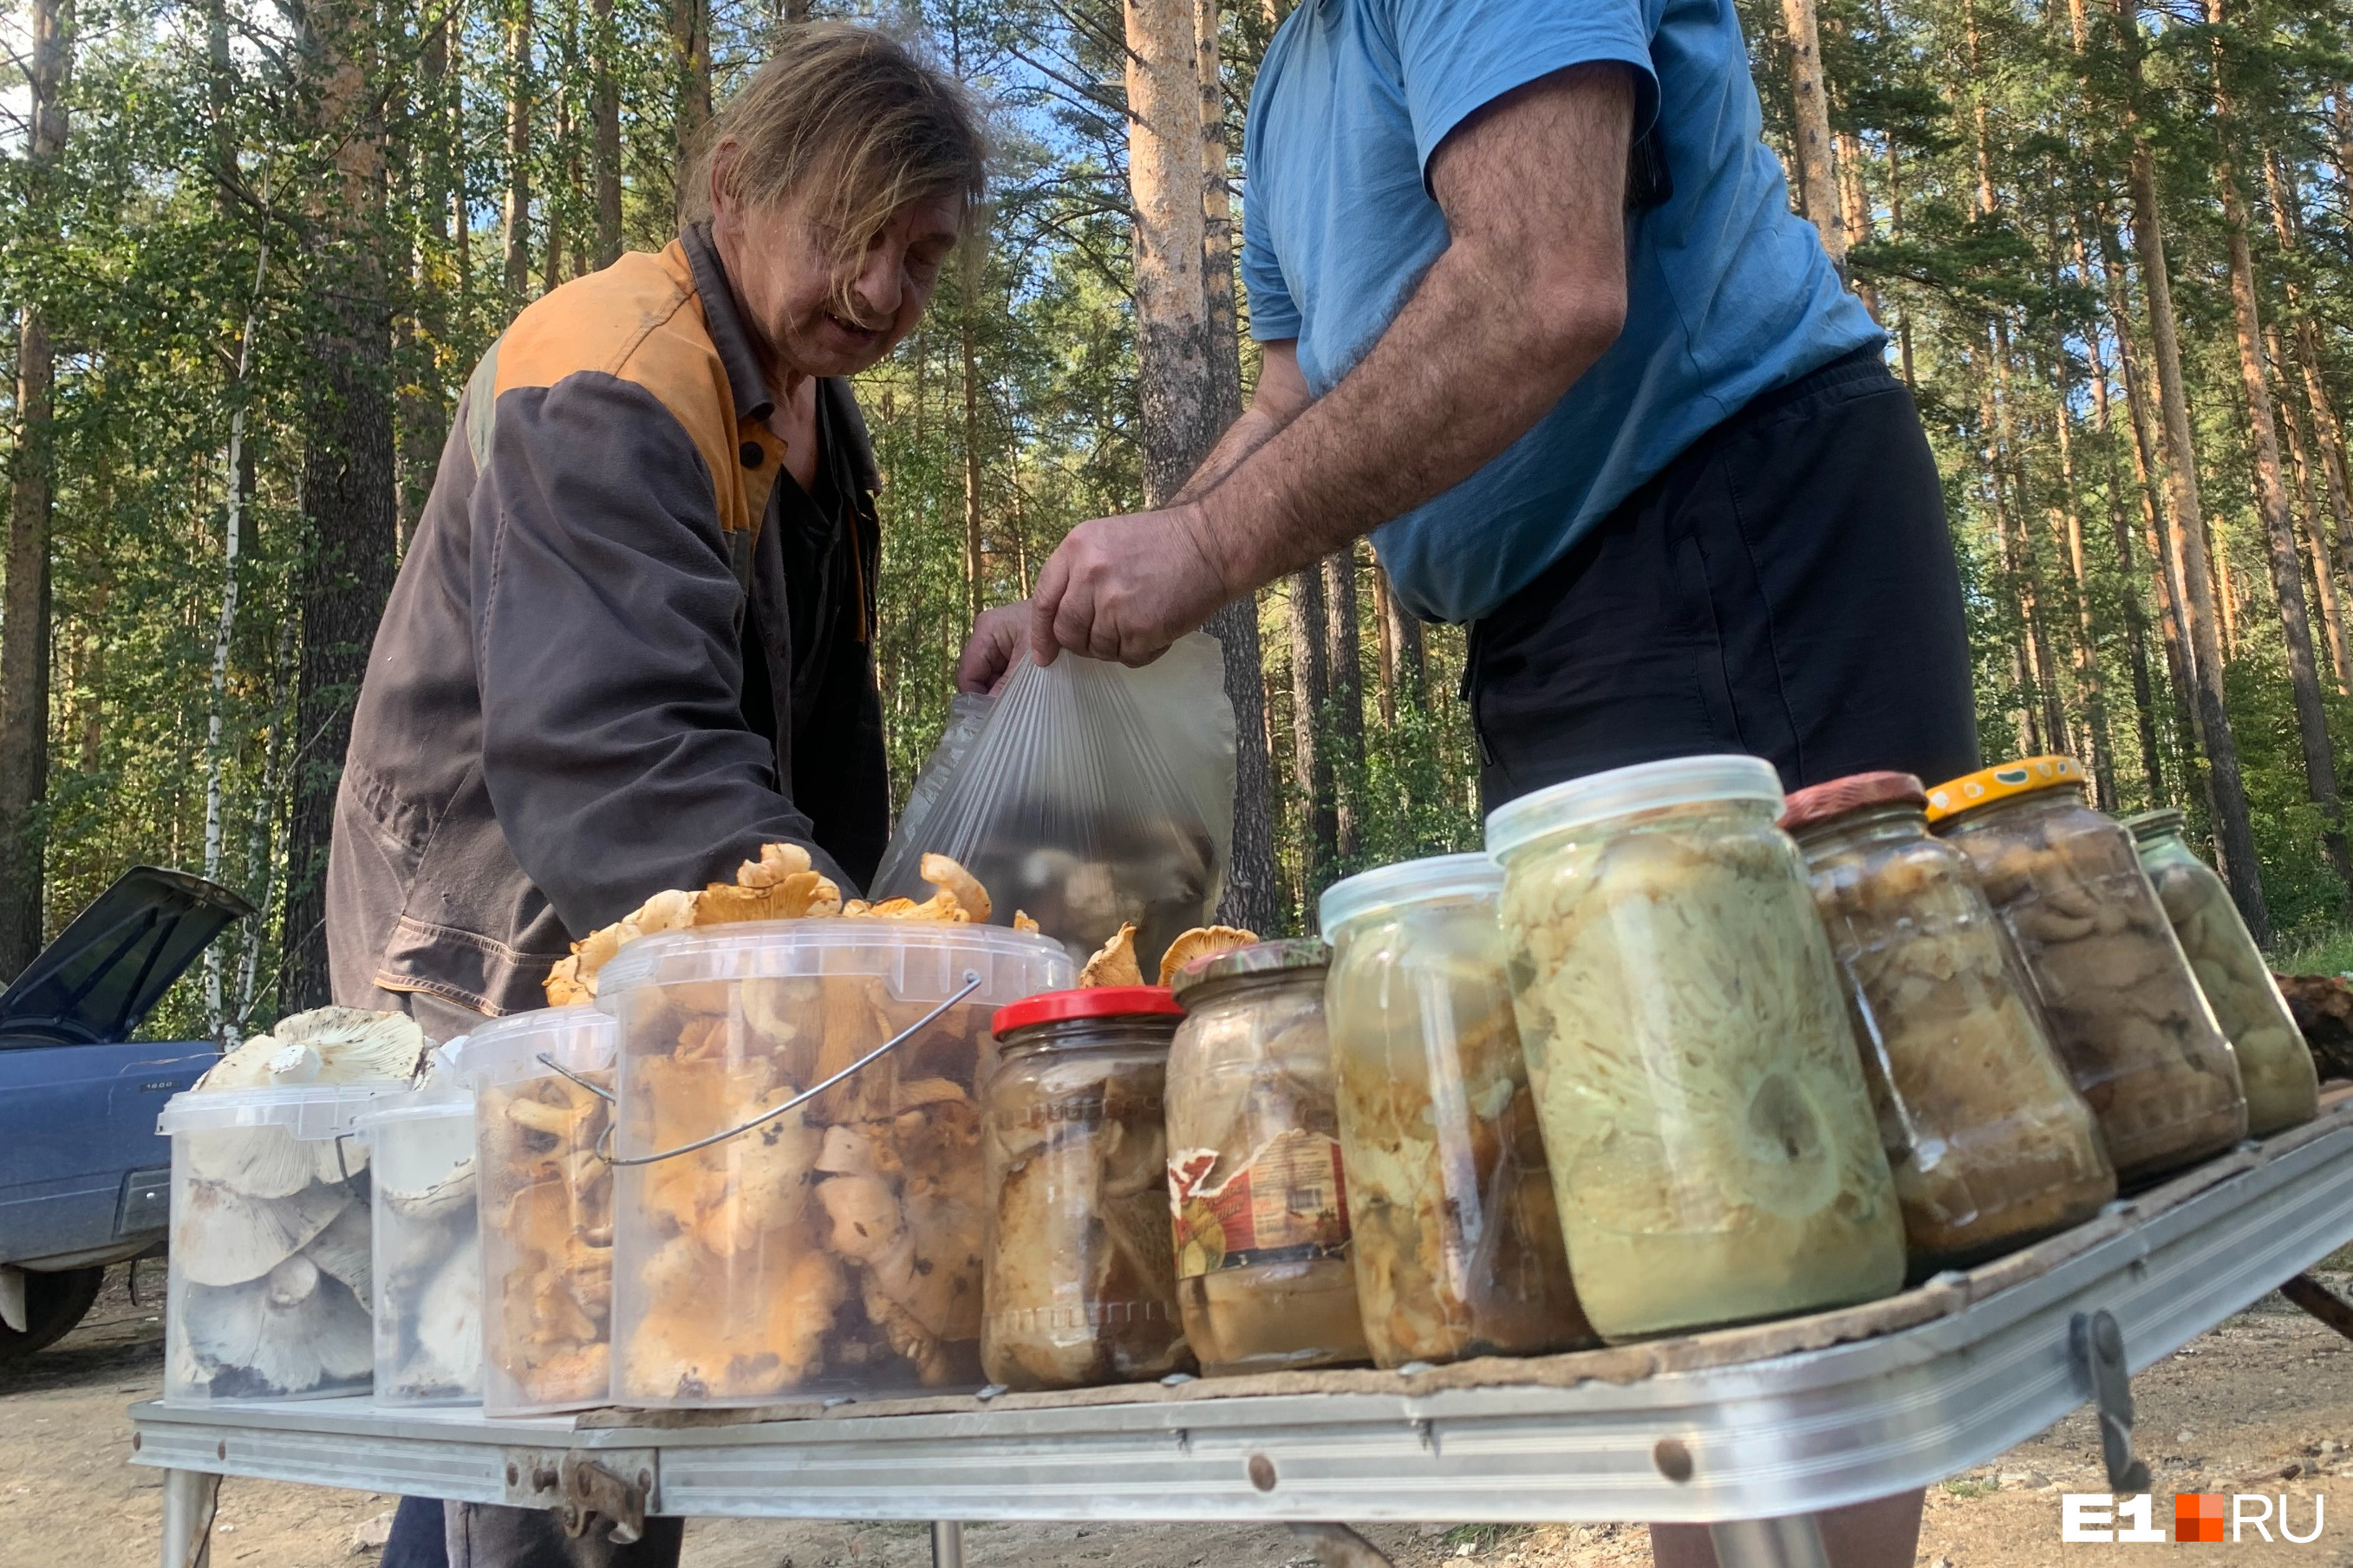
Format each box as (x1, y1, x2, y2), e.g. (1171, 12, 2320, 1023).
(6, 1263, 2352, 1568)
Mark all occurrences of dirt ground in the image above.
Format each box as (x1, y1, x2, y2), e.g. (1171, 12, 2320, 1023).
(6, 1263, 2350, 1568)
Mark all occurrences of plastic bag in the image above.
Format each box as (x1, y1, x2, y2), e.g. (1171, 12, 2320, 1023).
(870, 634, 1237, 972)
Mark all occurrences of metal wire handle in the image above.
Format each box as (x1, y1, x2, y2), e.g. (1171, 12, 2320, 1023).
(593, 971, 986, 1168)
(537, 1054, 616, 1103)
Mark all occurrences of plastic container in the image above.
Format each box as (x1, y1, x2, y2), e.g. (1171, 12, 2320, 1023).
(361, 1086, 482, 1406)
(1783, 773, 2115, 1275)
(598, 921, 1072, 1405)
(1319, 856, 1591, 1367)
(1928, 758, 2246, 1182)
(1165, 939, 1368, 1376)
(2127, 809, 2320, 1137)
(981, 986, 1193, 1390)
(466, 1006, 617, 1416)
(160, 1083, 395, 1404)
(1485, 754, 1906, 1343)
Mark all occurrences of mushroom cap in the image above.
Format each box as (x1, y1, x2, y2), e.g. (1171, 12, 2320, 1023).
(181, 1256, 373, 1396)
(198, 1007, 427, 1093)
(183, 1122, 364, 1200)
(303, 1200, 374, 1308)
(173, 1180, 353, 1287)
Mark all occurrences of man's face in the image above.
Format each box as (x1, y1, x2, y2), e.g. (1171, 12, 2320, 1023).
(714, 173, 963, 381)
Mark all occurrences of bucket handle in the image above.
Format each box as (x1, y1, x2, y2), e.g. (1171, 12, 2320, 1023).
(557, 971, 985, 1168)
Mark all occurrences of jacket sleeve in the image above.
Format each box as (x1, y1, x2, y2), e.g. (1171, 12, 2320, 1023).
(470, 369, 846, 934)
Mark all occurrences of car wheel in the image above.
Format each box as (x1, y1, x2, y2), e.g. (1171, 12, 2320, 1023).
(0, 1265, 108, 1363)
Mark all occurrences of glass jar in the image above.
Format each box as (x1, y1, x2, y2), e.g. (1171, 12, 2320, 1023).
(2126, 809, 2319, 1137)
(1783, 773, 2115, 1274)
(1485, 754, 1906, 1343)
(1165, 940, 1368, 1374)
(1320, 856, 1592, 1367)
(1928, 758, 2246, 1182)
(981, 987, 1193, 1390)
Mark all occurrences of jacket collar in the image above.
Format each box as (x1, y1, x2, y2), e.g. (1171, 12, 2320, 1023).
(681, 222, 777, 423)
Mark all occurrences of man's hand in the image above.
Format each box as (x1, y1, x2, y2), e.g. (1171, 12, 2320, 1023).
(1028, 502, 1232, 667)
(956, 602, 1032, 693)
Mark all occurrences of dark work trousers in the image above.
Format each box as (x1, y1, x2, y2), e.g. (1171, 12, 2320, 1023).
(376, 1499, 687, 1568)
(1466, 346, 1981, 811)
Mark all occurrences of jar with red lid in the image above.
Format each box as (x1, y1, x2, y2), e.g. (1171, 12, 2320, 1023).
(1928, 757, 2245, 1182)
(981, 986, 1195, 1389)
(1784, 772, 2115, 1273)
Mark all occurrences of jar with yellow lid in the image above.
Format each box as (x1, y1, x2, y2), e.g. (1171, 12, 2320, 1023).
(1320, 855, 1592, 1368)
(1783, 772, 2114, 1274)
(1487, 754, 1905, 1342)
(2124, 810, 2319, 1137)
(1165, 940, 1369, 1374)
(1927, 758, 2245, 1182)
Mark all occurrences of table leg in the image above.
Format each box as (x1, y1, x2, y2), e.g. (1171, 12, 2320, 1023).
(930, 1520, 966, 1568)
(160, 1469, 221, 1568)
(1707, 1515, 1832, 1568)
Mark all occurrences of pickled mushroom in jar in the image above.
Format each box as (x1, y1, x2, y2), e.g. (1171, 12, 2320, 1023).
(1327, 922, 1588, 1367)
(1942, 795, 2245, 1180)
(1800, 825, 2114, 1270)
(1502, 811, 1904, 1341)
(982, 1055, 1190, 1389)
(2143, 853, 2319, 1135)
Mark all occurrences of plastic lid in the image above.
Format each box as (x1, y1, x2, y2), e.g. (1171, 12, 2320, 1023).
(1168, 937, 1330, 1001)
(462, 1005, 616, 1090)
(1780, 771, 1927, 835)
(157, 1081, 406, 1139)
(355, 1082, 475, 1132)
(1924, 756, 2083, 824)
(596, 918, 1072, 1008)
(1318, 853, 1502, 937)
(1484, 754, 1784, 862)
(2123, 807, 2188, 842)
(992, 986, 1183, 1037)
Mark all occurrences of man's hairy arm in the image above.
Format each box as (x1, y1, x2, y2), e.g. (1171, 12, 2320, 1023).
(1175, 341, 1313, 504)
(1192, 63, 1633, 587)
(1027, 62, 1633, 665)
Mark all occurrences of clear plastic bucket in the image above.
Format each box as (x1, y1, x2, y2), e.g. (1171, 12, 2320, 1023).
(463, 1006, 618, 1416)
(598, 921, 1071, 1405)
(159, 1083, 397, 1404)
(360, 1087, 481, 1406)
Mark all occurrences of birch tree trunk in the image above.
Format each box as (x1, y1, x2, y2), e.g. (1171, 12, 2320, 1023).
(205, 244, 269, 1039)
(0, 0, 71, 977)
(1780, 0, 1846, 264)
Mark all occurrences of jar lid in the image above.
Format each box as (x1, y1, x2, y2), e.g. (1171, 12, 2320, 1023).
(157, 1082, 405, 1139)
(1317, 853, 1502, 937)
(356, 1082, 475, 1130)
(1780, 771, 1927, 835)
(1483, 754, 1783, 861)
(993, 986, 1183, 1038)
(2122, 807, 2188, 842)
(1924, 756, 2083, 824)
(1168, 937, 1330, 1000)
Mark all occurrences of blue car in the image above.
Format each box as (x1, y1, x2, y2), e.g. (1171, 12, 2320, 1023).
(0, 867, 251, 1360)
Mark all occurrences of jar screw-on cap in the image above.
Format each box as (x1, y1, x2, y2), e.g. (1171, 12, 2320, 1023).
(1168, 937, 1330, 1001)
(993, 986, 1183, 1037)
(1780, 771, 1927, 835)
(1483, 753, 1784, 862)
(1924, 755, 2083, 824)
(2122, 807, 2188, 842)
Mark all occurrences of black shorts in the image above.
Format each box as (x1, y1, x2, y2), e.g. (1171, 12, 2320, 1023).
(1467, 347, 1980, 812)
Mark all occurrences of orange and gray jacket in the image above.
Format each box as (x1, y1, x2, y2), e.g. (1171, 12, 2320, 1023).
(325, 225, 887, 1018)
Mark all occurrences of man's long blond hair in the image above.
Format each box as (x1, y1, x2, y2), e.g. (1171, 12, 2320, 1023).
(681, 23, 986, 298)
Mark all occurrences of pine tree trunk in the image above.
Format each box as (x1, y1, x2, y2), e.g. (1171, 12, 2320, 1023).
(2203, 16, 2353, 893)
(1323, 548, 1363, 866)
(590, 0, 622, 266)
(1289, 569, 1335, 888)
(2271, 318, 2350, 690)
(1834, 127, 1879, 317)
(503, 0, 533, 296)
(672, 0, 712, 198)
(960, 245, 985, 622)
(0, 0, 69, 977)
(2264, 153, 2353, 630)
(282, 0, 401, 1009)
(2118, 37, 2269, 934)
(2076, 220, 2165, 805)
(1780, 0, 1846, 264)
(2050, 342, 2116, 808)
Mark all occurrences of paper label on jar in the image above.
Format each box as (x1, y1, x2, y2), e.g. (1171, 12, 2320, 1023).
(1167, 1128, 1350, 1278)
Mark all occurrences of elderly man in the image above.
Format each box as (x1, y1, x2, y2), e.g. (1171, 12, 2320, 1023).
(960, 2, 1974, 1562)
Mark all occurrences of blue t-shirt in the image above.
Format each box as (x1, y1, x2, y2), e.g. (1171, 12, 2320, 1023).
(1242, 0, 1884, 624)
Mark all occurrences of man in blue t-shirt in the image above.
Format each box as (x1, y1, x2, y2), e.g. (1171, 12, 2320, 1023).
(961, 0, 1978, 814)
